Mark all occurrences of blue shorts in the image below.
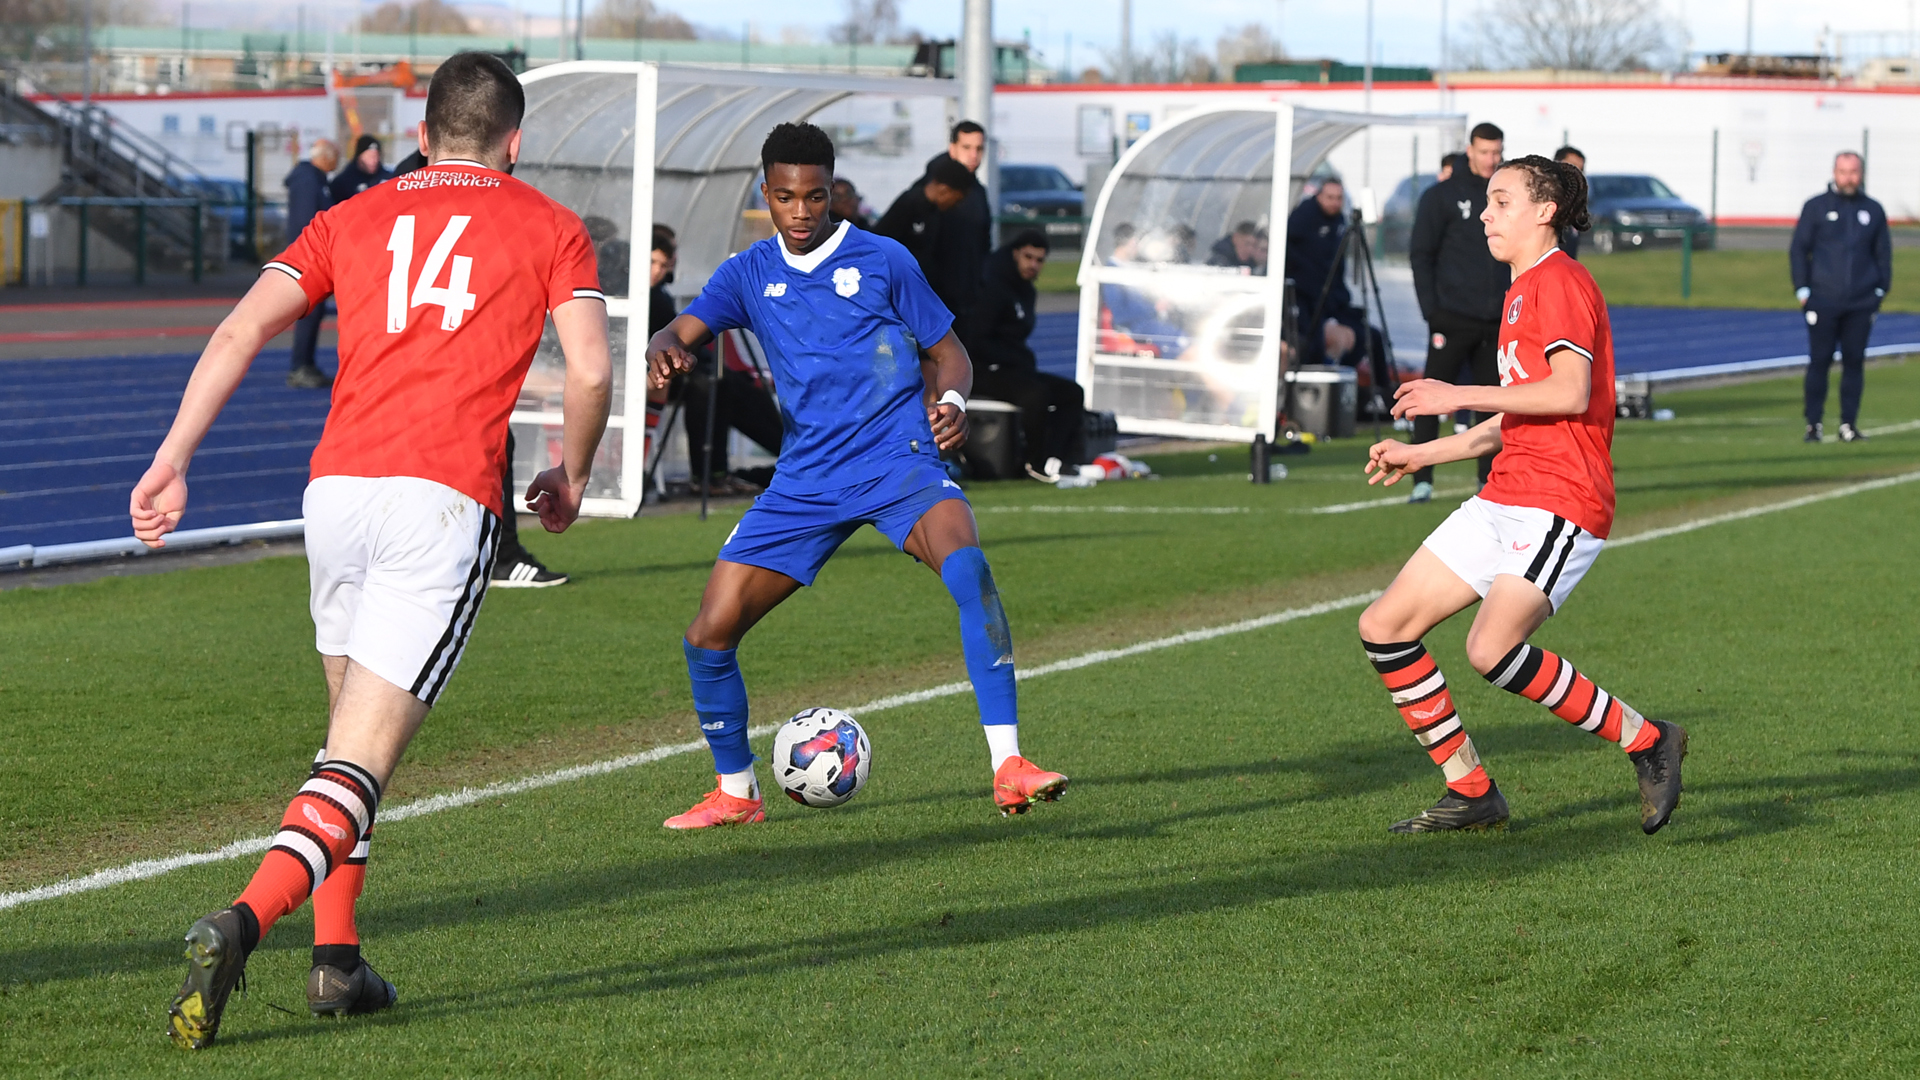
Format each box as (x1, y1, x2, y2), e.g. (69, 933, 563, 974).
(718, 460, 968, 586)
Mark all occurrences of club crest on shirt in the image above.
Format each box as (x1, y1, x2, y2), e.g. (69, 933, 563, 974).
(1859, 209, 1872, 225)
(832, 266, 862, 298)
(1507, 295, 1524, 324)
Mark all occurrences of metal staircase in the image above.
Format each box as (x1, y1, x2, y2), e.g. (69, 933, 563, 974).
(2, 78, 230, 275)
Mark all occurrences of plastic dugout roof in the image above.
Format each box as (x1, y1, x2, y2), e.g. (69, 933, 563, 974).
(1076, 104, 1465, 444)
(509, 62, 955, 517)
(519, 61, 957, 303)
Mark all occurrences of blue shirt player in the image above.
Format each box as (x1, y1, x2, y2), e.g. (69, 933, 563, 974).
(646, 122, 1069, 827)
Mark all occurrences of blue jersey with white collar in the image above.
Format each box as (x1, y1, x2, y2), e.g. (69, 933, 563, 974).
(683, 221, 954, 493)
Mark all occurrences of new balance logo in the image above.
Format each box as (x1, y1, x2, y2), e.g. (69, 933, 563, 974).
(763, 283, 788, 297)
(700, 721, 727, 731)
(303, 803, 351, 841)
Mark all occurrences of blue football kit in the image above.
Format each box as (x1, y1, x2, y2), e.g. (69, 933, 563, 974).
(674, 218, 1022, 787)
(683, 219, 966, 585)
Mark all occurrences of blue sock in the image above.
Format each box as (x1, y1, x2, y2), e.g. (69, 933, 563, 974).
(683, 640, 754, 774)
(940, 547, 1019, 729)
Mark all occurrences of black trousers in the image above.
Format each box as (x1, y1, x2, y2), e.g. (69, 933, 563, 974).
(973, 366, 1088, 469)
(1414, 310, 1501, 484)
(682, 367, 784, 477)
(498, 429, 526, 564)
(1804, 307, 1874, 426)
(290, 302, 326, 371)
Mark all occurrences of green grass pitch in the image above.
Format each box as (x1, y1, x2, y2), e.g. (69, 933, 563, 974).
(3, 364, 1919, 1076)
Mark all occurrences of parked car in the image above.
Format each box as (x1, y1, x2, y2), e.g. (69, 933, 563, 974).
(182, 178, 286, 259)
(1584, 174, 1712, 254)
(996, 163, 1083, 218)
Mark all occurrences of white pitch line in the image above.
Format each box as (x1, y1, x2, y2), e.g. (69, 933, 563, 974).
(4, 468, 1916, 913)
(979, 505, 1251, 515)
(1863, 419, 1920, 438)
(1297, 486, 1476, 515)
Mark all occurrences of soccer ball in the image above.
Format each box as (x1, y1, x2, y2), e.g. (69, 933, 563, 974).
(772, 708, 871, 808)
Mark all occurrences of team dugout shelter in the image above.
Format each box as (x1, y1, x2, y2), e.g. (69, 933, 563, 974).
(511, 61, 958, 516)
(1077, 104, 1465, 445)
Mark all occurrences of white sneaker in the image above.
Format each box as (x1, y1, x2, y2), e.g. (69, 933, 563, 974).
(1407, 481, 1434, 504)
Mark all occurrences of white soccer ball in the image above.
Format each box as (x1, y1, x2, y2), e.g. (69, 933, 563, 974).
(771, 708, 871, 808)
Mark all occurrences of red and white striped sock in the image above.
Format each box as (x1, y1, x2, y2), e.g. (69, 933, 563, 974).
(1485, 643, 1658, 753)
(234, 760, 379, 941)
(1364, 640, 1492, 798)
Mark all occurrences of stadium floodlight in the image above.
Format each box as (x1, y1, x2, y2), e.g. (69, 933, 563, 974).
(1076, 104, 1465, 447)
(511, 61, 957, 515)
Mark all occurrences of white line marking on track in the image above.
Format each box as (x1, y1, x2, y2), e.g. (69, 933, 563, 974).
(5, 468, 1917, 912)
(1296, 487, 1476, 514)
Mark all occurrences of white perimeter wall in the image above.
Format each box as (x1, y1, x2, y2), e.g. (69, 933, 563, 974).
(55, 80, 1918, 222)
(992, 82, 1920, 225)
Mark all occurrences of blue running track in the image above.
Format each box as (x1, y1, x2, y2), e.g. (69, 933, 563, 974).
(1, 349, 333, 549)
(5, 306, 1919, 551)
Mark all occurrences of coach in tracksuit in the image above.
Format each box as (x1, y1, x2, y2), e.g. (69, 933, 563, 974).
(1408, 125, 1510, 499)
(1791, 151, 1891, 443)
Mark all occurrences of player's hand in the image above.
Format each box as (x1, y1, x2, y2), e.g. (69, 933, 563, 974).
(646, 340, 697, 389)
(524, 466, 586, 533)
(929, 402, 968, 452)
(129, 459, 187, 547)
(1364, 439, 1422, 487)
(1390, 378, 1463, 419)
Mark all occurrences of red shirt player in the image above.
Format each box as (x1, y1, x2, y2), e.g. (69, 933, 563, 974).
(134, 53, 612, 1050)
(1353, 155, 1687, 836)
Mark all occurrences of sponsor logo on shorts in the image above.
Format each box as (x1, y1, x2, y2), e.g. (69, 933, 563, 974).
(1511, 540, 1532, 551)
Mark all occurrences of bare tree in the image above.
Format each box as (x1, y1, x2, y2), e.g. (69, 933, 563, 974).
(1470, 0, 1680, 71)
(1, 0, 154, 60)
(831, 0, 918, 45)
(1215, 22, 1284, 73)
(585, 0, 695, 40)
(1104, 31, 1214, 83)
(360, 0, 470, 34)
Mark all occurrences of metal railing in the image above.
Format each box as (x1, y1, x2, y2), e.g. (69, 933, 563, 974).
(55, 196, 212, 284)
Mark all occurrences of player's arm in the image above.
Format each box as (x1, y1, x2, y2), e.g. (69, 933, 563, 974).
(644, 313, 714, 389)
(1392, 348, 1591, 420)
(130, 271, 311, 547)
(922, 329, 972, 452)
(1365, 414, 1504, 487)
(523, 297, 614, 533)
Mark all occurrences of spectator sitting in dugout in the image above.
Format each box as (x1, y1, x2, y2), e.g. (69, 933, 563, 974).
(1207, 221, 1262, 272)
(961, 229, 1089, 481)
(831, 178, 871, 229)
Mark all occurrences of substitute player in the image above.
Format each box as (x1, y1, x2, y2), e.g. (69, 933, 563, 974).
(1355, 155, 1686, 834)
(646, 123, 1067, 827)
(133, 53, 612, 1048)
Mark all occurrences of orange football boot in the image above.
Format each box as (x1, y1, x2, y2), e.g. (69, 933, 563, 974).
(993, 755, 1069, 816)
(663, 783, 767, 829)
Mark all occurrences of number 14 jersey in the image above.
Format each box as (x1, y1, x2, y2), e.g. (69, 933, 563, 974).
(1478, 247, 1618, 539)
(267, 159, 602, 515)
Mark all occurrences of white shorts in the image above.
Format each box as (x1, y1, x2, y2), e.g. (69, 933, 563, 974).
(1421, 496, 1604, 613)
(304, 475, 501, 706)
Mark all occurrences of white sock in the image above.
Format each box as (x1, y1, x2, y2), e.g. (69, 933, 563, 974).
(718, 768, 758, 800)
(983, 725, 1021, 771)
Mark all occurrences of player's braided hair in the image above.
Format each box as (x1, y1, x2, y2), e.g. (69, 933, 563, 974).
(1498, 154, 1592, 234)
(761, 122, 835, 179)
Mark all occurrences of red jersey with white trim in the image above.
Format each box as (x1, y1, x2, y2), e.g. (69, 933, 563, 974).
(266, 161, 602, 516)
(1477, 247, 1617, 537)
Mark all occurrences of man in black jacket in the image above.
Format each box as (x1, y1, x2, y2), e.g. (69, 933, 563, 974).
(1285, 179, 1362, 366)
(874, 156, 974, 273)
(282, 139, 337, 388)
(962, 229, 1086, 479)
(1407, 124, 1508, 501)
(912, 121, 993, 321)
(329, 135, 393, 204)
(1791, 151, 1891, 443)
(1553, 145, 1586, 258)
